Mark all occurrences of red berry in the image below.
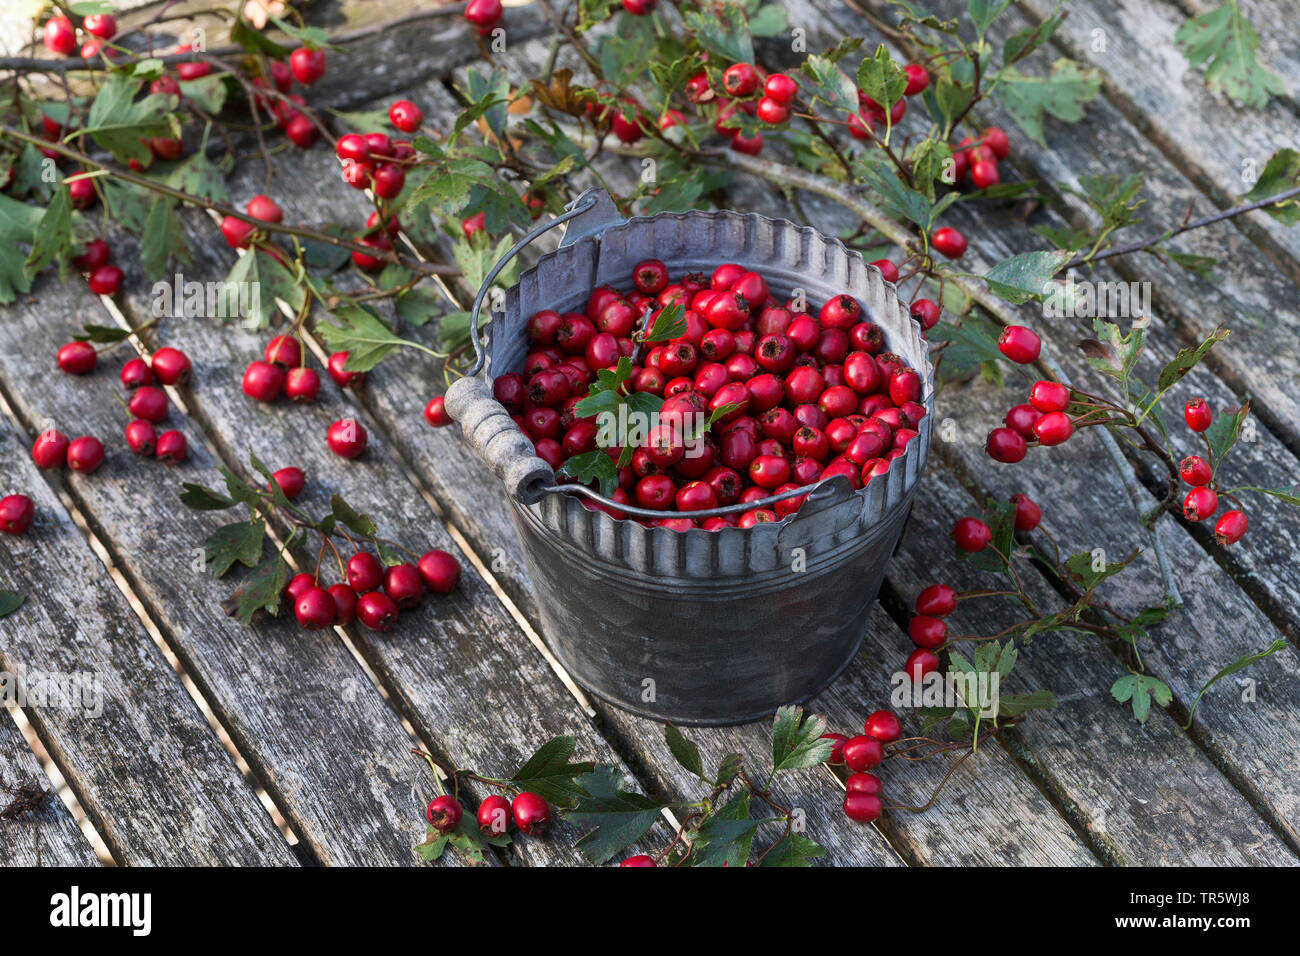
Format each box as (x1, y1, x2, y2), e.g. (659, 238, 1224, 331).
(57, 341, 97, 375)
(818, 294, 862, 330)
(372, 163, 406, 200)
(511, 792, 550, 834)
(347, 552, 384, 592)
(221, 215, 256, 248)
(295, 586, 336, 630)
(73, 238, 111, 272)
(247, 194, 284, 224)
(910, 298, 940, 330)
(389, 100, 424, 133)
(271, 466, 306, 499)
(88, 265, 123, 296)
(729, 131, 763, 155)
(425, 795, 463, 834)
(155, 429, 187, 464)
(327, 418, 368, 458)
(953, 517, 992, 552)
(1033, 411, 1073, 446)
(44, 16, 76, 56)
(352, 233, 389, 270)
(285, 114, 320, 148)
(1004, 403, 1042, 438)
(821, 733, 849, 765)
(864, 710, 902, 743)
(1184, 397, 1213, 432)
(983, 126, 1010, 160)
(970, 160, 1000, 189)
(871, 259, 899, 284)
(242, 360, 284, 402)
(289, 47, 327, 85)
(128, 385, 169, 422)
(903, 63, 930, 96)
(283, 572, 316, 606)
(843, 792, 883, 823)
(1010, 493, 1042, 532)
(465, 0, 504, 33)
(285, 367, 320, 402)
(905, 648, 940, 682)
(842, 735, 884, 772)
(1183, 487, 1218, 522)
(985, 426, 1027, 463)
(845, 772, 881, 796)
(329, 584, 358, 626)
(328, 351, 365, 388)
(477, 794, 512, 835)
(462, 211, 487, 239)
(125, 419, 156, 456)
(1214, 509, 1248, 546)
(1029, 380, 1069, 413)
(916, 583, 957, 617)
(722, 63, 760, 97)
(384, 563, 423, 609)
(265, 335, 301, 368)
(755, 97, 790, 124)
(424, 396, 452, 427)
(417, 549, 462, 594)
(764, 73, 798, 104)
(356, 590, 399, 631)
(619, 854, 656, 866)
(888, 368, 921, 405)
(117, 357, 151, 390)
(0, 495, 34, 535)
(997, 325, 1041, 364)
(749, 454, 790, 490)
(67, 436, 105, 473)
(32, 430, 69, 469)
(68, 177, 97, 209)
(151, 346, 192, 386)
(909, 615, 948, 649)
(1180, 455, 1212, 486)
(931, 227, 967, 259)
(336, 134, 369, 163)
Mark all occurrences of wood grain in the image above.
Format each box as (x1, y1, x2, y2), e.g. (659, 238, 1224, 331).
(0, 712, 100, 866)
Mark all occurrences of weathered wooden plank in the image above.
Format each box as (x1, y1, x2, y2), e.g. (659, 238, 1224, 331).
(0, 372, 296, 865)
(0, 712, 100, 866)
(111, 221, 670, 867)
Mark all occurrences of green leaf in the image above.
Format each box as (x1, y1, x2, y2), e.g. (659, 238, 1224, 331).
(1232, 485, 1300, 506)
(230, 17, 290, 57)
(567, 766, 664, 865)
(395, 286, 443, 327)
(757, 833, 825, 867)
(443, 813, 509, 865)
(179, 74, 228, 114)
(204, 519, 266, 577)
(1203, 402, 1250, 468)
(692, 793, 758, 867)
(1004, 10, 1066, 65)
(82, 75, 174, 164)
(166, 152, 231, 204)
(997, 59, 1101, 147)
(224, 553, 287, 624)
(770, 704, 833, 772)
(1110, 673, 1172, 724)
(715, 753, 743, 788)
(140, 198, 189, 280)
(1155, 325, 1229, 393)
(1063, 548, 1138, 592)
(1183, 639, 1289, 728)
(928, 313, 1004, 378)
(747, 4, 787, 37)
(1242, 148, 1300, 225)
(24, 184, 73, 277)
(179, 483, 238, 511)
(967, 0, 1011, 38)
(415, 829, 451, 863)
(1175, 0, 1284, 109)
(266, 14, 335, 50)
(856, 45, 909, 114)
(216, 250, 301, 329)
(983, 250, 1071, 304)
(0, 590, 26, 618)
(329, 494, 377, 538)
(317, 305, 409, 371)
(644, 302, 684, 342)
(994, 689, 1057, 719)
(801, 54, 859, 116)
(509, 736, 596, 807)
(558, 450, 620, 498)
(663, 723, 704, 779)
(682, 6, 752, 63)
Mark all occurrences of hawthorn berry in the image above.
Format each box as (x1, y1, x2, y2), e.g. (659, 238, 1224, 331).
(426, 795, 463, 834)
(952, 517, 992, 552)
(247, 194, 284, 224)
(73, 239, 111, 272)
(1183, 487, 1218, 522)
(619, 855, 656, 866)
(242, 361, 285, 402)
(424, 396, 452, 427)
(336, 134, 369, 163)
(1010, 493, 1042, 532)
(88, 265, 123, 296)
(477, 794, 512, 835)
(418, 549, 462, 594)
(67, 436, 105, 473)
(842, 735, 884, 772)
(871, 259, 899, 284)
(985, 427, 1027, 463)
(997, 325, 1041, 364)
(265, 335, 301, 368)
(1004, 403, 1042, 438)
(285, 367, 320, 402)
(129, 385, 169, 422)
(909, 615, 948, 649)
(845, 772, 882, 796)
(295, 586, 337, 630)
(68, 177, 97, 209)
(684, 72, 711, 103)
(352, 233, 390, 270)
(271, 467, 306, 499)
(970, 160, 1000, 189)
(44, 17, 77, 56)
(983, 126, 1010, 160)
(864, 710, 902, 743)
(0, 495, 35, 535)
(729, 131, 763, 155)
(905, 648, 940, 682)
(764, 73, 798, 103)
(1033, 411, 1073, 446)
(820, 732, 849, 765)
(1180, 455, 1212, 486)
(155, 430, 187, 465)
(347, 552, 384, 592)
(283, 572, 317, 606)
(465, 0, 505, 34)
(57, 341, 97, 375)
(1184, 398, 1213, 432)
(32, 430, 70, 469)
(327, 419, 368, 458)
(931, 227, 967, 259)
(221, 216, 256, 249)
(356, 590, 399, 631)
(916, 583, 957, 617)
(1029, 380, 1070, 413)
(910, 298, 940, 330)
(389, 99, 424, 133)
(328, 351, 365, 388)
(328, 584, 358, 626)
(511, 792, 550, 835)
(289, 47, 327, 85)
(1214, 510, 1248, 546)
(384, 563, 424, 609)
(843, 792, 883, 823)
(903, 63, 930, 96)
(756, 97, 790, 124)
(125, 419, 157, 456)
(284, 114, 320, 148)
(151, 346, 192, 386)
(722, 63, 760, 97)
(373, 163, 406, 200)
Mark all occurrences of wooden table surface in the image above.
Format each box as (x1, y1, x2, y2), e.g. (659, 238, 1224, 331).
(1, 0, 1297, 866)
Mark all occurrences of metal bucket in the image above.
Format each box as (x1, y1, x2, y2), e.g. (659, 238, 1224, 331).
(444, 189, 934, 725)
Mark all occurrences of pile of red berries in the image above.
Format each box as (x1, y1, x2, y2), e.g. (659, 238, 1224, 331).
(44, 341, 193, 470)
(73, 236, 124, 299)
(491, 259, 927, 529)
(820, 709, 903, 824)
(41, 13, 117, 60)
(284, 547, 462, 632)
(427, 788, 550, 840)
(1179, 396, 1248, 545)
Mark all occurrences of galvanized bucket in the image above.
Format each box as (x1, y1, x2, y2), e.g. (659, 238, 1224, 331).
(444, 188, 934, 725)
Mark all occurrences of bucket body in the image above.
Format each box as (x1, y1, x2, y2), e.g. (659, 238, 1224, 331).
(470, 205, 933, 725)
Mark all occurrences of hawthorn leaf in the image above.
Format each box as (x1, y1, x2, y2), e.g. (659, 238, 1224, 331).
(983, 250, 1071, 303)
(663, 723, 704, 779)
(997, 60, 1101, 146)
(771, 704, 833, 772)
(509, 736, 596, 807)
(567, 766, 664, 864)
(205, 519, 266, 577)
(1175, 0, 1284, 109)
